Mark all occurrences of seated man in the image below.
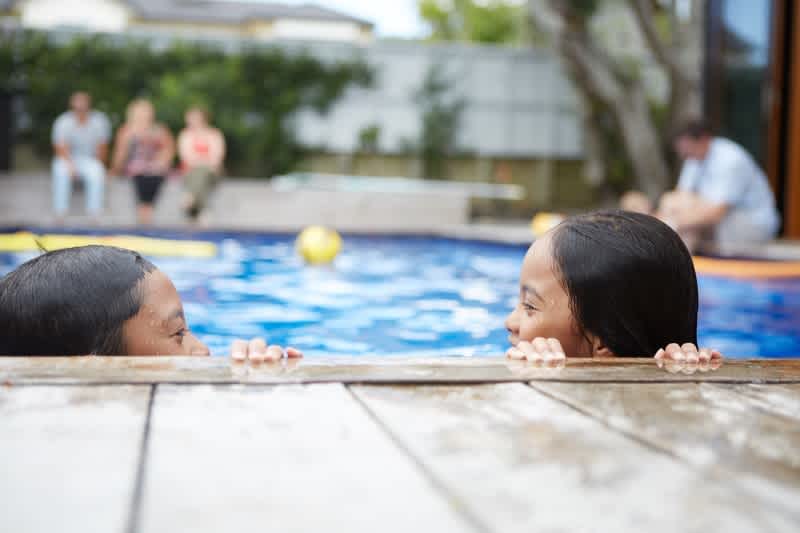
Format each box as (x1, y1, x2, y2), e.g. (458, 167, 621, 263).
(51, 91, 111, 220)
(622, 120, 780, 253)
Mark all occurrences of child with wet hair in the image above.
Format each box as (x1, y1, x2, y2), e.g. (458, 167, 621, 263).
(0, 245, 301, 361)
(505, 210, 722, 365)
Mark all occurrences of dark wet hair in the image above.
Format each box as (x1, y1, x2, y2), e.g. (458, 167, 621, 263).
(0, 245, 156, 356)
(673, 118, 713, 140)
(550, 210, 698, 356)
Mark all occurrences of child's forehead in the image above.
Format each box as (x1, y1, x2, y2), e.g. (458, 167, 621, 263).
(139, 270, 183, 317)
(524, 232, 554, 266)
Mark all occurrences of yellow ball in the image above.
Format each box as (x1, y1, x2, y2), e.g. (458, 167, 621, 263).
(296, 226, 342, 265)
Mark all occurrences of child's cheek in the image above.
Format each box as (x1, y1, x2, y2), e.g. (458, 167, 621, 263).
(518, 313, 542, 341)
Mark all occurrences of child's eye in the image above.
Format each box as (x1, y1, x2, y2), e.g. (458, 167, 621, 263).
(522, 302, 538, 313)
(173, 328, 188, 342)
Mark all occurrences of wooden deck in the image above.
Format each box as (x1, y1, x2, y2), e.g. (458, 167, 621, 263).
(2, 357, 799, 533)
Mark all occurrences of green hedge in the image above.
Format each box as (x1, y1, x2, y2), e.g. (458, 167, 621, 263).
(0, 30, 373, 176)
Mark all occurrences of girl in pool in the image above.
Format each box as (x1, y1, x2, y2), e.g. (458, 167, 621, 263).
(0, 245, 301, 361)
(505, 210, 722, 363)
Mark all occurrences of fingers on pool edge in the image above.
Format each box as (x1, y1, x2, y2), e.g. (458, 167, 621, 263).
(285, 347, 303, 358)
(231, 339, 248, 362)
(248, 337, 268, 363)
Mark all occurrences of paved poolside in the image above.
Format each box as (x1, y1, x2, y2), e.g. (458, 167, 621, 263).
(0, 173, 533, 238)
(1, 357, 799, 532)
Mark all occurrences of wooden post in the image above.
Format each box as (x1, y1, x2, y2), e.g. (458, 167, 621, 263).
(786, 4, 800, 238)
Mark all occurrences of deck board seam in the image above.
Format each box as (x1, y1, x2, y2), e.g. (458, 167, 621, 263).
(526, 382, 800, 521)
(125, 383, 156, 533)
(705, 382, 800, 422)
(525, 382, 691, 463)
(345, 385, 491, 533)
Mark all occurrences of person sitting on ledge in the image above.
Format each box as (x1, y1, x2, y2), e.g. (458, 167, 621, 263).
(0, 245, 301, 361)
(621, 119, 780, 254)
(505, 210, 722, 365)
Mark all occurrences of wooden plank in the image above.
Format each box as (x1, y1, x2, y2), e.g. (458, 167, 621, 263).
(0, 385, 150, 533)
(352, 383, 794, 533)
(137, 384, 471, 533)
(2, 356, 800, 385)
(715, 383, 800, 422)
(534, 382, 800, 521)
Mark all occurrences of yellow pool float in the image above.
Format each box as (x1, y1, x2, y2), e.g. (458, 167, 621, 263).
(0, 232, 217, 258)
(692, 256, 800, 279)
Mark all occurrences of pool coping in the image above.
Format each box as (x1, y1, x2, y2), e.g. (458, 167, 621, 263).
(2, 356, 799, 385)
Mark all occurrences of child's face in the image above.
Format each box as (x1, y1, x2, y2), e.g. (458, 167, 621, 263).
(504, 232, 591, 357)
(123, 269, 210, 356)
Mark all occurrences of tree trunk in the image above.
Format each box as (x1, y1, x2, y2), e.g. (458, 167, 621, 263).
(528, 0, 704, 198)
(613, 88, 671, 199)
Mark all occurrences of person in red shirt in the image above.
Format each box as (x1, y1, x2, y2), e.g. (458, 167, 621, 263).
(177, 107, 226, 222)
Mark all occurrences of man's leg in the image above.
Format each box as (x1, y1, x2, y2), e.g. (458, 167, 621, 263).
(51, 157, 72, 216)
(715, 211, 774, 255)
(75, 157, 105, 216)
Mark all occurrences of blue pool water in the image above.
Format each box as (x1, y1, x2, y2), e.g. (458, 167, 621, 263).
(1, 230, 798, 357)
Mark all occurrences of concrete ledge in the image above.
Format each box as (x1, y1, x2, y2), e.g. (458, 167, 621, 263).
(2, 356, 799, 385)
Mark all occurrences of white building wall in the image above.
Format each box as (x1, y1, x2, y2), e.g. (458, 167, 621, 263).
(292, 41, 584, 159)
(268, 18, 368, 43)
(19, 0, 130, 32)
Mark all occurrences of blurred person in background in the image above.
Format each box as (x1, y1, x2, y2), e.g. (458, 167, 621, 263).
(622, 119, 780, 253)
(51, 91, 111, 222)
(111, 99, 175, 225)
(177, 106, 226, 223)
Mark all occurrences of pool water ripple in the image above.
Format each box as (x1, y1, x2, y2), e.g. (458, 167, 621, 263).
(1, 232, 798, 357)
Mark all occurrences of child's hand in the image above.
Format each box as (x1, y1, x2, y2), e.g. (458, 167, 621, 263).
(654, 343, 723, 373)
(506, 338, 566, 362)
(654, 343, 722, 363)
(229, 338, 303, 363)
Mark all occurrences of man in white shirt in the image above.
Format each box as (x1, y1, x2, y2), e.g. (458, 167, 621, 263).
(624, 120, 780, 252)
(51, 92, 111, 219)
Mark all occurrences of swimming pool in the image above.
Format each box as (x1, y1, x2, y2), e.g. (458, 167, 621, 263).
(1, 229, 798, 357)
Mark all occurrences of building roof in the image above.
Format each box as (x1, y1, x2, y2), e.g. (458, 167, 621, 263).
(0, 0, 373, 27)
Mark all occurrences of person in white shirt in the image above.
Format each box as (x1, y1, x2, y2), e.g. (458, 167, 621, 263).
(51, 92, 111, 219)
(622, 120, 780, 252)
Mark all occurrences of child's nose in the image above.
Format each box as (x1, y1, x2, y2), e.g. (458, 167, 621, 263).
(188, 334, 210, 356)
(505, 307, 519, 334)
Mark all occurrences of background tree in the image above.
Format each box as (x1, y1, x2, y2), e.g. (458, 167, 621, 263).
(419, 0, 530, 45)
(404, 65, 465, 180)
(527, 0, 704, 199)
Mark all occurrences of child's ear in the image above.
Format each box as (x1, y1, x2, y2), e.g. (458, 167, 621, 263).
(589, 336, 615, 358)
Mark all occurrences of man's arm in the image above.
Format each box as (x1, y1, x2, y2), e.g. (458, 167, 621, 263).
(662, 193, 728, 231)
(95, 113, 111, 165)
(95, 143, 108, 165)
(52, 116, 76, 175)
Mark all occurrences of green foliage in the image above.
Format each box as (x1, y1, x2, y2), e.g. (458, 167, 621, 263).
(418, 0, 530, 45)
(406, 65, 465, 180)
(357, 124, 381, 153)
(1, 30, 373, 176)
